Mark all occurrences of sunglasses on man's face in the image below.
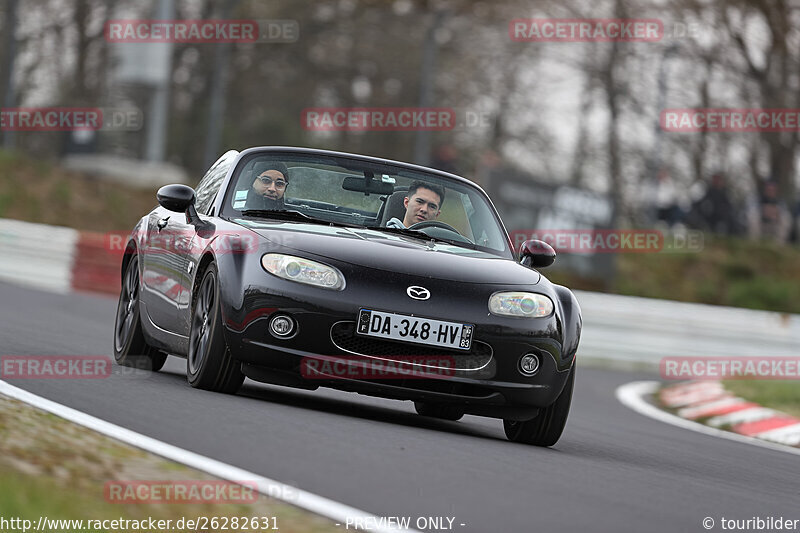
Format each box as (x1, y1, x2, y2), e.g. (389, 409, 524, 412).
(258, 175, 287, 189)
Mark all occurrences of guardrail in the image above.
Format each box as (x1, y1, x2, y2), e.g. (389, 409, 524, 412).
(1, 218, 798, 368)
(575, 291, 800, 368)
(0, 219, 78, 293)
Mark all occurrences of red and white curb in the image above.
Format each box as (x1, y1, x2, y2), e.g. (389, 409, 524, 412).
(0, 219, 122, 295)
(616, 382, 800, 457)
(660, 381, 800, 448)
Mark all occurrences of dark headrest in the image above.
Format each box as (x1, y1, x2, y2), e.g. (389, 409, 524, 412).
(380, 190, 409, 226)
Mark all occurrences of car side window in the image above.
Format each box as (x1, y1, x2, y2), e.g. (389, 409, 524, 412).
(195, 150, 239, 214)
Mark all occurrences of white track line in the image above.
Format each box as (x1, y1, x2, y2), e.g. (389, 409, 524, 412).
(615, 381, 800, 458)
(0, 381, 420, 533)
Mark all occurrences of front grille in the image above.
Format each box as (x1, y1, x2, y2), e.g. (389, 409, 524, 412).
(330, 321, 493, 371)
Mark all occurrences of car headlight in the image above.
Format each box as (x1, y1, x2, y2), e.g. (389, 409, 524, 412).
(489, 292, 553, 318)
(261, 254, 345, 290)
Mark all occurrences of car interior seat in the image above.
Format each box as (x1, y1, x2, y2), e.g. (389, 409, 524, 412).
(378, 188, 409, 226)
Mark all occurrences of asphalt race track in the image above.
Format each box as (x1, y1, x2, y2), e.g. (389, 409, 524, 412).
(1, 281, 797, 533)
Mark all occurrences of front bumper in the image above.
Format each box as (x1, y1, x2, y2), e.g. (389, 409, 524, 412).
(222, 288, 574, 411)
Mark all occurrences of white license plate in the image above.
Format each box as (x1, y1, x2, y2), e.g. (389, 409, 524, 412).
(357, 309, 473, 351)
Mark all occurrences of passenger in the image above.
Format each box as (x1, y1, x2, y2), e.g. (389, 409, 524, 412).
(386, 181, 445, 229)
(245, 161, 289, 210)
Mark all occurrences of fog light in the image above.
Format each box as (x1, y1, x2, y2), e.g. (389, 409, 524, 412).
(519, 353, 540, 376)
(269, 315, 296, 337)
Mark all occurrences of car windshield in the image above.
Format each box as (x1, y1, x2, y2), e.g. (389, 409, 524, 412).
(221, 152, 512, 258)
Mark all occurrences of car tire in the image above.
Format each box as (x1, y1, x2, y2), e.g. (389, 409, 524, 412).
(503, 365, 575, 447)
(113, 253, 168, 371)
(187, 263, 245, 394)
(414, 402, 464, 421)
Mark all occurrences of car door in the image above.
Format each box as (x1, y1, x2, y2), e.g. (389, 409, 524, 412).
(141, 150, 238, 338)
(173, 151, 239, 337)
(140, 205, 194, 335)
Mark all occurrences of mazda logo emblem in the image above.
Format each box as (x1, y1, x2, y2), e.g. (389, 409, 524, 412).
(407, 286, 430, 301)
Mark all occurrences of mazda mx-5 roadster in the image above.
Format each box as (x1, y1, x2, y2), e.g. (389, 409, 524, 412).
(113, 147, 581, 446)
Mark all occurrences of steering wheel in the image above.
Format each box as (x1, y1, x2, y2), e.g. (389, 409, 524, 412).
(407, 220, 473, 244)
(408, 220, 462, 234)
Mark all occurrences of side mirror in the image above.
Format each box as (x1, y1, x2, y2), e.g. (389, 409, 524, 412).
(157, 184, 196, 212)
(519, 240, 556, 269)
(158, 184, 207, 227)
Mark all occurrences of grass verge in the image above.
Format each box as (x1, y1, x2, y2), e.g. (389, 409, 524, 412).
(549, 233, 800, 314)
(0, 393, 337, 532)
(0, 149, 162, 232)
(722, 380, 800, 419)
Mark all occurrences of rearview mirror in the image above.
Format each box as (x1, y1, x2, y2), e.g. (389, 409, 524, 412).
(342, 176, 394, 196)
(519, 240, 556, 269)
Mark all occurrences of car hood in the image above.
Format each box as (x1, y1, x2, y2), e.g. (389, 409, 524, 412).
(243, 222, 540, 285)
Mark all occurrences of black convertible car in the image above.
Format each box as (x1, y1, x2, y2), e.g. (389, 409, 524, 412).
(113, 147, 581, 446)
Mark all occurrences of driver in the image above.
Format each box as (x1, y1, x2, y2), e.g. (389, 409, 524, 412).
(245, 161, 289, 210)
(386, 181, 445, 229)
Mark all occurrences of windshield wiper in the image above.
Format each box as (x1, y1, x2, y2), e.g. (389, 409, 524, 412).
(241, 209, 362, 229)
(371, 225, 481, 251)
(242, 209, 320, 223)
(370, 225, 435, 240)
